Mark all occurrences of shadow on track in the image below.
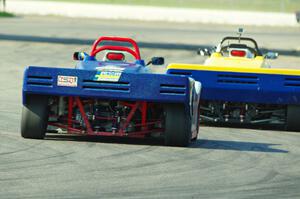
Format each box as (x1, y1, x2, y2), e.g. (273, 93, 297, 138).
(190, 139, 288, 153)
(202, 122, 286, 131)
(45, 134, 165, 146)
(0, 34, 298, 56)
(45, 133, 288, 153)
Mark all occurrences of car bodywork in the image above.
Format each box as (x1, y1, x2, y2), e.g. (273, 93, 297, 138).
(167, 32, 300, 130)
(22, 36, 201, 146)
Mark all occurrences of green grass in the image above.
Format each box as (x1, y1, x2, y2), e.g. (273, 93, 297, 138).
(0, 11, 14, 17)
(48, 0, 300, 13)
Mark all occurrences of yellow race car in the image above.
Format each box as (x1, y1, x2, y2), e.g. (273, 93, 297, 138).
(167, 29, 300, 131)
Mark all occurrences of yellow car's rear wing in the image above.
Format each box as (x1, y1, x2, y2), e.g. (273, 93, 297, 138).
(167, 63, 300, 76)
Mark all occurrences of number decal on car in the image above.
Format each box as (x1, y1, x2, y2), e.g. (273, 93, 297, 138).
(57, 75, 78, 87)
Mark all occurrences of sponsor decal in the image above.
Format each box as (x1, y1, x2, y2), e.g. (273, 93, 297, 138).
(57, 75, 78, 87)
(94, 71, 122, 82)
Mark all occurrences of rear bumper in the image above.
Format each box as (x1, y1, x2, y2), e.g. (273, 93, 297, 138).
(168, 68, 300, 105)
(23, 66, 191, 104)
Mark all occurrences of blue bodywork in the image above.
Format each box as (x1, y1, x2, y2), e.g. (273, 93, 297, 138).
(167, 69, 300, 105)
(24, 66, 190, 103)
(23, 57, 198, 111)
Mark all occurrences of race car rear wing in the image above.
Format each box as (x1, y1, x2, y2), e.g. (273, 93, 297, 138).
(167, 63, 300, 105)
(23, 66, 191, 104)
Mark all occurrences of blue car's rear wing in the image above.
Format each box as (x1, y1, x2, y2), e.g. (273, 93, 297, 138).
(23, 66, 191, 104)
(167, 68, 300, 105)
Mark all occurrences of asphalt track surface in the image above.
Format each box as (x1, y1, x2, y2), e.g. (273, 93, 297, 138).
(1, 16, 300, 199)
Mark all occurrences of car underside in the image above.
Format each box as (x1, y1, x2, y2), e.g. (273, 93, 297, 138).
(200, 100, 286, 125)
(48, 96, 165, 137)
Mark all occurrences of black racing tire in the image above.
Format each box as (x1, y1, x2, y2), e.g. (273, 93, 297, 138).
(286, 105, 300, 131)
(164, 104, 191, 147)
(21, 95, 49, 139)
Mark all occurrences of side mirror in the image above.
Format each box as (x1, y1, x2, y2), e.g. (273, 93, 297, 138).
(147, 57, 165, 66)
(265, 52, 278, 59)
(296, 11, 300, 23)
(73, 52, 88, 61)
(197, 48, 211, 56)
(238, 28, 244, 34)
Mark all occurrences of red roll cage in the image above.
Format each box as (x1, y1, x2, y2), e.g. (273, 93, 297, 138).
(90, 36, 141, 60)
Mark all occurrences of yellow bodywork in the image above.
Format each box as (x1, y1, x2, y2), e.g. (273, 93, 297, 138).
(204, 52, 265, 68)
(167, 52, 300, 76)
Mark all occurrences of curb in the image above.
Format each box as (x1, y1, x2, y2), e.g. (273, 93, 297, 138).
(6, 0, 299, 27)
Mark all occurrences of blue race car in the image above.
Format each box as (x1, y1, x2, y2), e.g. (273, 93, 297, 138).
(21, 36, 201, 147)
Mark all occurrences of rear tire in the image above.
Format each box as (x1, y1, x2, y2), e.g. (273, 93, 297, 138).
(286, 105, 300, 131)
(164, 104, 191, 147)
(21, 95, 49, 139)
